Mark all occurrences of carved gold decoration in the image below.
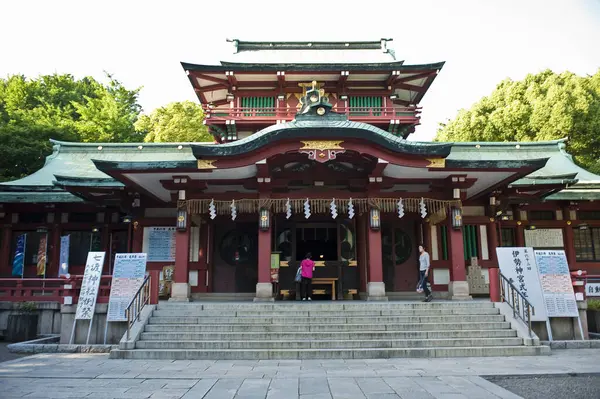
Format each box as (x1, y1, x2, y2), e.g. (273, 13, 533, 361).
(300, 141, 344, 151)
(317, 107, 326, 115)
(426, 158, 446, 168)
(348, 260, 358, 267)
(197, 160, 216, 169)
(279, 261, 289, 267)
(314, 261, 325, 267)
(298, 81, 323, 97)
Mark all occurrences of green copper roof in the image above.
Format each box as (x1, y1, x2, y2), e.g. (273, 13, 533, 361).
(182, 61, 446, 72)
(191, 109, 452, 159)
(0, 191, 84, 203)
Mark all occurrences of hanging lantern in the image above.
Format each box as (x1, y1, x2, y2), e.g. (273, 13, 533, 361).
(369, 208, 381, 230)
(259, 208, 270, 231)
(176, 209, 187, 231)
(452, 207, 462, 230)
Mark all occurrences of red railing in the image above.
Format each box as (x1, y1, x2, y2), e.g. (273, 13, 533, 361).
(0, 275, 112, 303)
(205, 106, 420, 121)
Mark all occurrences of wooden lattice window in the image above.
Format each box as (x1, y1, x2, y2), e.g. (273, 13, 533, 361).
(574, 227, 600, 261)
(349, 96, 382, 115)
(241, 97, 275, 116)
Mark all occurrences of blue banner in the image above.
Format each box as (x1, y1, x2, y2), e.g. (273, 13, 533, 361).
(59, 235, 70, 277)
(12, 234, 26, 277)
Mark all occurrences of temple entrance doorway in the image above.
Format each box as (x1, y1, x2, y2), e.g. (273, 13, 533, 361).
(295, 223, 338, 262)
(382, 218, 420, 292)
(212, 222, 258, 293)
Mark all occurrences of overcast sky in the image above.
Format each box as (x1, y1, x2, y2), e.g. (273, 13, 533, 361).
(2, 0, 599, 141)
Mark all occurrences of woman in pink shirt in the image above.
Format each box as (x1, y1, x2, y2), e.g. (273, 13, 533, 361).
(300, 252, 315, 301)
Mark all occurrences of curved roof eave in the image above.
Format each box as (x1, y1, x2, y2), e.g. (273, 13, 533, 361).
(181, 61, 445, 72)
(190, 119, 452, 159)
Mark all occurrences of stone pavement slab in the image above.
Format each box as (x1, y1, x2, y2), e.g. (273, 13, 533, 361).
(0, 349, 599, 398)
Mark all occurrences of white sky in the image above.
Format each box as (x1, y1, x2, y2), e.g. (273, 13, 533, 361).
(1, 0, 599, 141)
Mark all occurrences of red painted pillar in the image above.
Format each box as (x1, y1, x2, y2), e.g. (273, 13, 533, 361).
(171, 221, 191, 301)
(515, 225, 525, 247)
(488, 221, 499, 266)
(174, 228, 190, 284)
(367, 228, 383, 282)
(132, 223, 143, 252)
(563, 224, 576, 268)
(258, 225, 271, 284)
(449, 227, 467, 281)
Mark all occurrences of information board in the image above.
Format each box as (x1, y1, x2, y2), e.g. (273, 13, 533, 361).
(106, 253, 147, 322)
(496, 247, 547, 321)
(534, 250, 579, 317)
(524, 228, 564, 248)
(75, 252, 106, 320)
(143, 227, 176, 262)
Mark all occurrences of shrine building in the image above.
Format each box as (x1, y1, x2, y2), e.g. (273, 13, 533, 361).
(1, 39, 600, 302)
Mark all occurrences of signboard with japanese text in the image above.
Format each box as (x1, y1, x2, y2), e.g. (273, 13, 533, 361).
(524, 228, 564, 248)
(75, 252, 106, 320)
(586, 283, 600, 297)
(496, 247, 547, 321)
(106, 253, 147, 322)
(143, 227, 176, 262)
(534, 250, 579, 317)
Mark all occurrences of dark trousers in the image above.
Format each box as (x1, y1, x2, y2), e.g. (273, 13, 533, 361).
(301, 277, 312, 299)
(420, 270, 431, 296)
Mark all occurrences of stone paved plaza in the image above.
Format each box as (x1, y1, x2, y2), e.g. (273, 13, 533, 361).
(1, 349, 599, 398)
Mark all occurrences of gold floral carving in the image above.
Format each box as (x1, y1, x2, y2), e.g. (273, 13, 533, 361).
(197, 160, 216, 169)
(300, 141, 344, 151)
(426, 158, 446, 168)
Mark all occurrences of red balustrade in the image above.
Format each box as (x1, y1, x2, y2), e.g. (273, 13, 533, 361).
(0, 275, 112, 304)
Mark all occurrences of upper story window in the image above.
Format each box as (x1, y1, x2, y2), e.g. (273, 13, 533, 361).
(241, 96, 275, 115)
(579, 211, 600, 220)
(529, 210, 555, 221)
(349, 96, 382, 115)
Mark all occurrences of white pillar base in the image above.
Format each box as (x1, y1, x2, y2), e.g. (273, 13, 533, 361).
(366, 282, 388, 301)
(169, 282, 191, 302)
(254, 282, 274, 302)
(449, 281, 472, 300)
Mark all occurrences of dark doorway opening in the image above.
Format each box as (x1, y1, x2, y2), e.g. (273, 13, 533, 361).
(295, 225, 338, 261)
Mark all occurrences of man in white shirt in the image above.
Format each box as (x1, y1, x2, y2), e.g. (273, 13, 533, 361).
(418, 245, 432, 302)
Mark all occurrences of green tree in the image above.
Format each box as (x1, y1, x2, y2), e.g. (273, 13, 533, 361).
(136, 101, 212, 143)
(0, 73, 142, 182)
(435, 69, 600, 173)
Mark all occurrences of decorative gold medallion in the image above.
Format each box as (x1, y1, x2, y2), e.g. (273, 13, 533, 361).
(316, 107, 326, 115)
(197, 159, 216, 169)
(426, 158, 446, 168)
(299, 141, 345, 163)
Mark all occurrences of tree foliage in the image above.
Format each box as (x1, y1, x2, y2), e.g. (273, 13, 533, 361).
(0, 73, 142, 182)
(136, 101, 212, 143)
(435, 69, 600, 173)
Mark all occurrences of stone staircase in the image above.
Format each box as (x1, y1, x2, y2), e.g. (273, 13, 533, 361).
(110, 301, 550, 360)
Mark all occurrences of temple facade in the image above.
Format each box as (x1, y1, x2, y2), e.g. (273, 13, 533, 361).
(1, 39, 599, 302)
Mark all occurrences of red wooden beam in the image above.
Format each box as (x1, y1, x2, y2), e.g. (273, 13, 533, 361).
(225, 71, 238, 86)
(190, 71, 230, 86)
(395, 71, 437, 84)
(195, 83, 228, 93)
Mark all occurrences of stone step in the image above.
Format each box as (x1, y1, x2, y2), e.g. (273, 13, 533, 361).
(139, 329, 517, 341)
(147, 315, 506, 324)
(151, 308, 501, 317)
(144, 321, 512, 332)
(156, 302, 496, 311)
(136, 337, 525, 350)
(110, 345, 551, 360)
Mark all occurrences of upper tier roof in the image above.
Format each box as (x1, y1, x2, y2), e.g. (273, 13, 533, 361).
(223, 39, 398, 64)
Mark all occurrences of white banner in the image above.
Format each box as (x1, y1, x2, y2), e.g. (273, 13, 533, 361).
(75, 252, 106, 320)
(534, 250, 579, 317)
(107, 253, 148, 322)
(496, 247, 547, 321)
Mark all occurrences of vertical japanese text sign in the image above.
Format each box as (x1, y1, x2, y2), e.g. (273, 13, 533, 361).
(107, 253, 147, 322)
(75, 252, 106, 320)
(496, 247, 547, 321)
